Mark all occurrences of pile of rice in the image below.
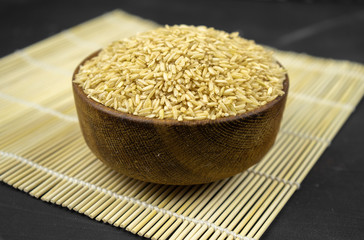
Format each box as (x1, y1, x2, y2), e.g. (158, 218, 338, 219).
(74, 25, 286, 121)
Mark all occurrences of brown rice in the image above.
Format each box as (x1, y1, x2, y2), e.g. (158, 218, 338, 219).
(74, 25, 286, 121)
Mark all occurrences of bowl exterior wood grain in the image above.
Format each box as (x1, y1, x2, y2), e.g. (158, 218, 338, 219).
(73, 52, 289, 185)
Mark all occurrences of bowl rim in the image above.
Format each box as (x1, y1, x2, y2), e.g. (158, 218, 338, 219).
(72, 50, 289, 126)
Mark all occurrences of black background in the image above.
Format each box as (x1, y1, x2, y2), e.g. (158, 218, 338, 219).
(0, 1, 363, 239)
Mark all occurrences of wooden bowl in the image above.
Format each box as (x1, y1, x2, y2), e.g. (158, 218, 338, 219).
(72, 51, 289, 185)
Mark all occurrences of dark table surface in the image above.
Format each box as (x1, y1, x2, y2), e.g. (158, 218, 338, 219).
(1, 1, 363, 239)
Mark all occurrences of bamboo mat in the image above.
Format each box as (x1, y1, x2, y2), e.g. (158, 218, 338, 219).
(1, 9, 364, 240)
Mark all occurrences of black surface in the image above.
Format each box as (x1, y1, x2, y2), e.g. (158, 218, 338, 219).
(1, 1, 363, 239)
